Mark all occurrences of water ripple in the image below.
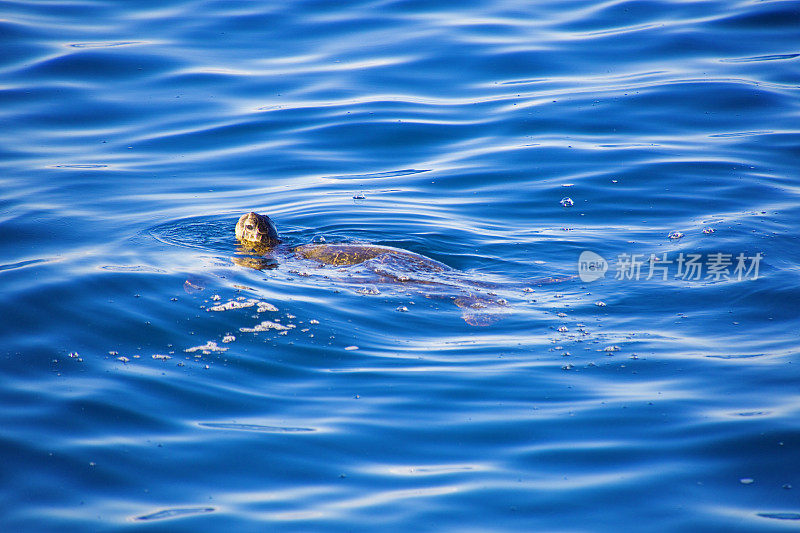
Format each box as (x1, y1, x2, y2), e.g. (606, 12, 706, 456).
(198, 422, 316, 433)
(135, 507, 215, 521)
(721, 53, 800, 63)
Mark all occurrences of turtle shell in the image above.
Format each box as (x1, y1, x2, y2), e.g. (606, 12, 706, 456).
(294, 244, 450, 272)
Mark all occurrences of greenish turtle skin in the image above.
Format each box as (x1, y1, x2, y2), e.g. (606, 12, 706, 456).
(234, 212, 508, 325)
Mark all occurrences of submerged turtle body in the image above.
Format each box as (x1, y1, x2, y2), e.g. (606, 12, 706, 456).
(234, 212, 509, 325)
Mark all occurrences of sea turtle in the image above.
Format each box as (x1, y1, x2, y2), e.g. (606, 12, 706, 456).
(233, 212, 516, 325)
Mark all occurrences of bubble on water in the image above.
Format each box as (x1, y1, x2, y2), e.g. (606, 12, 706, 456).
(221, 334, 236, 343)
(396, 306, 409, 312)
(557, 326, 568, 332)
(152, 354, 171, 360)
(668, 231, 684, 240)
(207, 298, 258, 311)
(595, 301, 606, 307)
(344, 345, 359, 351)
(557, 312, 567, 317)
(117, 356, 130, 363)
(353, 192, 366, 199)
(562, 364, 574, 370)
(185, 341, 227, 354)
(311, 235, 327, 243)
(740, 478, 754, 485)
(560, 197, 574, 207)
(205, 298, 278, 313)
(309, 319, 320, 324)
(702, 227, 715, 234)
(523, 287, 534, 293)
(68, 352, 80, 358)
(211, 294, 221, 301)
(356, 287, 380, 295)
(603, 345, 621, 352)
(239, 321, 289, 333)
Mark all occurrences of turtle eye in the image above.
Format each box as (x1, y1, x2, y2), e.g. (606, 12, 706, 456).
(245, 224, 254, 230)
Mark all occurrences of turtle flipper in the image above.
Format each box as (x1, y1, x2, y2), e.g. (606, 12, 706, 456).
(452, 294, 509, 327)
(462, 311, 504, 326)
(367, 253, 446, 285)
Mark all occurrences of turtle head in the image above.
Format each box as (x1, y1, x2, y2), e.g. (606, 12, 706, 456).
(235, 212, 279, 245)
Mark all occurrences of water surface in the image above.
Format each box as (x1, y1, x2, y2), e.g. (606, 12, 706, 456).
(2, 0, 800, 531)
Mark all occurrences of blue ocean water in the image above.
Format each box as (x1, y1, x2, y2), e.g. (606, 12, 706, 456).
(2, 0, 800, 530)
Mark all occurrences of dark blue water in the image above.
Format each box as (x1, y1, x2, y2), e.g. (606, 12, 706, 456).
(2, 1, 800, 531)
